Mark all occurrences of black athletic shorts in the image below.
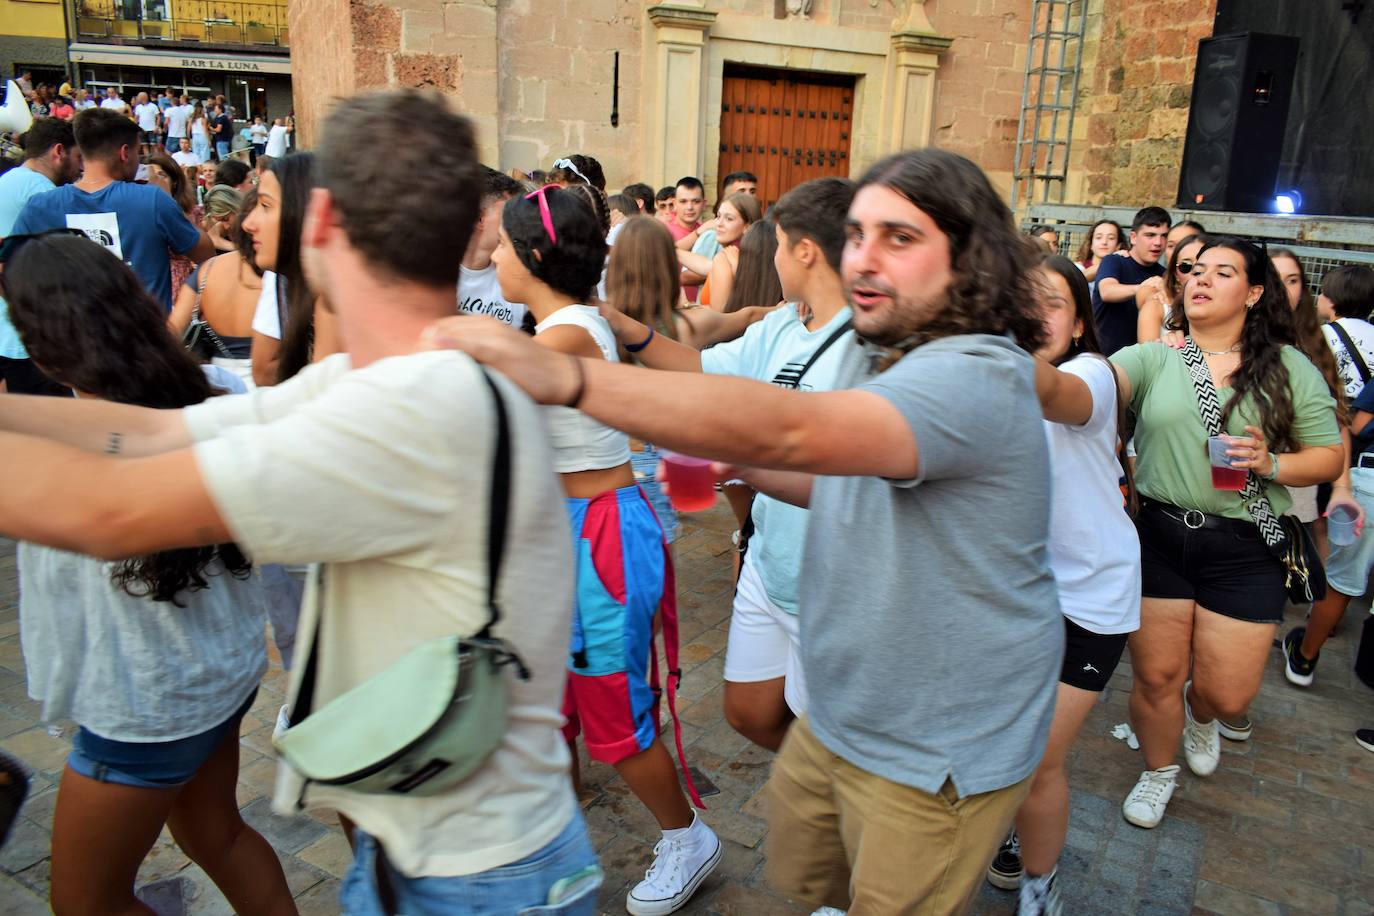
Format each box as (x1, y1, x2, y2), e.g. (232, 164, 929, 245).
(1060, 618, 1129, 692)
(0, 357, 70, 397)
(1136, 497, 1287, 624)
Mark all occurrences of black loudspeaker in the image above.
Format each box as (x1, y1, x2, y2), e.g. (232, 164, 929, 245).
(1176, 32, 1298, 212)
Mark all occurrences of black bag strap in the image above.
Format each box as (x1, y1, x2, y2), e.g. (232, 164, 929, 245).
(290, 368, 513, 725)
(1327, 320, 1371, 386)
(1177, 338, 1287, 553)
(186, 256, 236, 359)
(477, 369, 511, 639)
(795, 318, 853, 386)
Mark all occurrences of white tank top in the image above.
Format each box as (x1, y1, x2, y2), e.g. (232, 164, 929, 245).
(535, 305, 632, 473)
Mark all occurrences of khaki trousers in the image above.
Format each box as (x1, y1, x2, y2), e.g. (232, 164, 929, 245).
(765, 717, 1031, 916)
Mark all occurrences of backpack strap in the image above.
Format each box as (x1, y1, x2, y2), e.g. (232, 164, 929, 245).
(1327, 320, 1371, 386)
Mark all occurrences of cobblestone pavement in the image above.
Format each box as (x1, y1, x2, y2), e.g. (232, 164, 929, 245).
(1, 500, 1372, 915)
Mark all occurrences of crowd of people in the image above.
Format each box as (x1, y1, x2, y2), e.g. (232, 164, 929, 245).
(9, 70, 293, 167)
(0, 88, 1371, 916)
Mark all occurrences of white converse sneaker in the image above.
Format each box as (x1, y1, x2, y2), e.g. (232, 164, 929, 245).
(1122, 765, 1180, 828)
(626, 816, 722, 915)
(810, 909, 848, 916)
(1017, 868, 1063, 916)
(1182, 685, 1220, 777)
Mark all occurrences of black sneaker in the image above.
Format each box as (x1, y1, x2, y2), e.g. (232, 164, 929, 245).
(0, 751, 30, 848)
(1283, 627, 1318, 687)
(1357, 729, 1374, 753)
(987, 828, 1022, 890)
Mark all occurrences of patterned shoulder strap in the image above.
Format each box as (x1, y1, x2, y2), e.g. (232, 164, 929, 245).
(1177, 339, 1287, 550)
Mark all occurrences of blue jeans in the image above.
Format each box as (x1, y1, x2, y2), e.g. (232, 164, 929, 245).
(216, 140, 230, 160)
(340, 810, 601, 914)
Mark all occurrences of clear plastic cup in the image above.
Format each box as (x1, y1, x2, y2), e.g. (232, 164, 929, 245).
(1328, 504, 1359, 547)
(659, 451, 717, 512)
(1207, 435, 1246, 491)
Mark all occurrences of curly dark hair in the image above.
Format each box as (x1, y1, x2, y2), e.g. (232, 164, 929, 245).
(1074, 219, 1124, 267)
(1166, 237, 1302, 451)
(4, 235, 251, 604)
(549, 154, 606, 191)
(502, 185, 607, 303)
(856, 149, 1046, 353)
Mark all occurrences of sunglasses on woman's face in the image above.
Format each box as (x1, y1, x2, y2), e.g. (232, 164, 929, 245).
(1176, 260, 1195, 275)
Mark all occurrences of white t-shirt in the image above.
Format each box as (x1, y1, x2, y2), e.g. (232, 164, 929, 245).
(1043, 354, 1141, 634)
(265, 124, 289, 158)
(20, 545, 267, 741)
(185, 351, 577, 877)
(165, 103, 192, 138)
(251, 270, 281, 339)
(172, 150, 202, 168)
(134, 102, 160, 131)
(100, 96, 127, 112)
(250, 122, 268, 144)
(1321, 317, 1374, 399)
(458, 263, 527, 329)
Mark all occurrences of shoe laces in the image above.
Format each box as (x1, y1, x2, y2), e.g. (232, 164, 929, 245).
(1131, 770, 1175, 805)
(639, 834, 689, 894)
(1183, 716, 1216, 753)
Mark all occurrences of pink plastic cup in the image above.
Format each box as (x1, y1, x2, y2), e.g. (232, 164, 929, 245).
(660, 451, 718, 512)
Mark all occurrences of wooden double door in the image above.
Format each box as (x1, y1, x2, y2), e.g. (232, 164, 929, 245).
(716, 64, 856, 210)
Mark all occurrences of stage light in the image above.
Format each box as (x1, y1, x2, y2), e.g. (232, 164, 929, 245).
(1275, 190, 1302, 214)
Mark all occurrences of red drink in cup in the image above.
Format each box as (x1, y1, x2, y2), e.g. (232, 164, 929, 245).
(1207, 435, 1247, 490)
(660, 451, 718, 512)
(1210, 465, 1247, 490)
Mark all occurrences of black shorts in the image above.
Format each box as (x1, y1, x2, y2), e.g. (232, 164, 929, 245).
(1136, 498, 1287, 624)
(1061, 618, 1129, 691)
(0, 357, 70, 397)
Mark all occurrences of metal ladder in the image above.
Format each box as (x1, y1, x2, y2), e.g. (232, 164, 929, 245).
(1010, 0, 1088, 212)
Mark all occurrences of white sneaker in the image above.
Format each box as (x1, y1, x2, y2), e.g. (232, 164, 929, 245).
(1122, 765, 1180, 828)
(1182, 685, 1220, 777)
(810, 909, 848, 916)
(626, 816, 722, 915)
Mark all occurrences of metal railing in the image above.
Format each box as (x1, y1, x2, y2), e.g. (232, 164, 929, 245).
(1011, 0, 1088, 211)
(1023, 203, 1374, 293)
(75, 0, 289, 47)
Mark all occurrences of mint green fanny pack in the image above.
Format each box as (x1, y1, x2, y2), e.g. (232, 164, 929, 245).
(273, 370, 529, 797)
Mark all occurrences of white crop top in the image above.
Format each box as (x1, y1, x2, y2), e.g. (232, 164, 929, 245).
(535, 305, 633, 473)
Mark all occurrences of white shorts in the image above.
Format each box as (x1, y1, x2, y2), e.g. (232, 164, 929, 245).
(723, 552, 808, 715)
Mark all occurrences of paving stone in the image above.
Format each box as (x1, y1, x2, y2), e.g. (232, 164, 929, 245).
(238, 796, 328, 855)
(295, 828, 355, 879)
(0, 872, 48, 915)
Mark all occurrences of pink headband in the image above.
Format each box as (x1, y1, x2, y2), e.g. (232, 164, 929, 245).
(525, 186, 557, 245)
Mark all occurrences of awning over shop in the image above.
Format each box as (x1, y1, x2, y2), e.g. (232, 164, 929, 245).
(68, 42, 291, 75)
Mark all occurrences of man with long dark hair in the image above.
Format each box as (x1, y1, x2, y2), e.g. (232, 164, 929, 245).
(425, 147, 1063, 914)
(0, 89, 598, 910)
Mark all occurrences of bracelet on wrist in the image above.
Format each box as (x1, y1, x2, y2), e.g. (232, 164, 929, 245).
(625, 327, 655, 353)
(1264, 451, 1280, 481)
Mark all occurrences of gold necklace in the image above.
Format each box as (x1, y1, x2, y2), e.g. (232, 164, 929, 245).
(1196, 341, 1241, 356)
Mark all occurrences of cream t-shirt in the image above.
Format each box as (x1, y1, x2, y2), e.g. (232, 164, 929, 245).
(185, 350, 577, 878)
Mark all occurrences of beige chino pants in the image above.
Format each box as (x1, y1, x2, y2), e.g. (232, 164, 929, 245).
(766, 717, 1031, 915)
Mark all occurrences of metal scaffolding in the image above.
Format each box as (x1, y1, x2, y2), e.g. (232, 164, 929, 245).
(1010, 0, 1088, 212)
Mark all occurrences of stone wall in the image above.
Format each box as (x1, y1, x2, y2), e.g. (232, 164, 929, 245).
(286, 0, 357, 147)
(923, 0, 1029, 191)
(1071, 0, 1216, 206)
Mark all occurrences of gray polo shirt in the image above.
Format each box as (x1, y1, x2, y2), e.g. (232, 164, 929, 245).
(801, 333, 1062, 798)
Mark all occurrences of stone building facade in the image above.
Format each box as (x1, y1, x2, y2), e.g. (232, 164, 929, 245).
(288, 0, 1219, 208)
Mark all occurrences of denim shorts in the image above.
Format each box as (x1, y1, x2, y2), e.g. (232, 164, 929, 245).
(1324, 465, 1374, 597)
(630, 443, 679, 544)
(67, 689, 257, 789)
(339, 810, 601, 915)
